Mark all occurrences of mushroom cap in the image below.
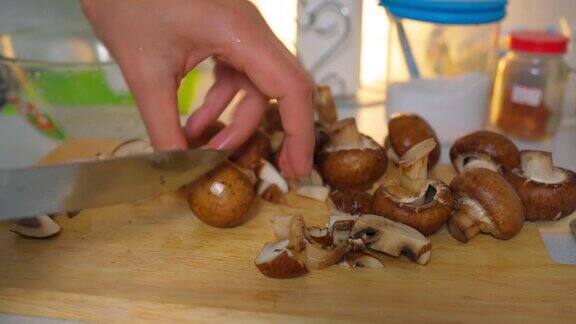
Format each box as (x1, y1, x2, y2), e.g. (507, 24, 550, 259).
(372, 180, 454, 236)
(231, 131, 272, 170)
(186, 121, 225, 148)
(506, 167, 576, 221)
(254, 240, 308, 279)
(329, 190, 373, 215)
(319, 141, 387, 189)
(450, 168, 524, 239)
(450, 131, 520, 173)
(386, 113, 440, 169)
(186, 161, 255, 228)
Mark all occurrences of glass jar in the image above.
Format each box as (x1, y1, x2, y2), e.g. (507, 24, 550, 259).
(380, 0, 505, 144)
(490, 31, 570, 140)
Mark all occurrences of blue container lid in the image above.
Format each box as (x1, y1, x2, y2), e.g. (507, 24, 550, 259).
(380, 0, 507, 25)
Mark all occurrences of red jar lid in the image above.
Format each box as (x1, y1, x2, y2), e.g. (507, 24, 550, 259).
(509, 31, 569, 54)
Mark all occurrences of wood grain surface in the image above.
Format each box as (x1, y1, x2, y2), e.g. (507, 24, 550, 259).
(0, 139, 574, 323)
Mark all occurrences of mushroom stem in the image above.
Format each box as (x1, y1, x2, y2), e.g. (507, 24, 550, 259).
(398, 139, 436, 197)
(521, 150, 564, 184)
(448, 207, 481, 243)
(328, 119, 362, 147)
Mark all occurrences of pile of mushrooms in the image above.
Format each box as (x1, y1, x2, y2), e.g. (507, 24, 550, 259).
(10, 85, 576, 282)
(254, 212, 432, 279)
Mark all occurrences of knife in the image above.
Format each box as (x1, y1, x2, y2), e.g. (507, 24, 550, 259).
(0, 149, 229, 220)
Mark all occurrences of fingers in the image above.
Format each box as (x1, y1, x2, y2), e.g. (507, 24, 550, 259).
(206, 80, 268, 150)
(185, 66, 238, 139)
(119, 59, 188, 151)
(220, 35, 316, 177)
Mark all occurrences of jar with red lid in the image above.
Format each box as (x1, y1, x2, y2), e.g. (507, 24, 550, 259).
(489, 31, 570, 140)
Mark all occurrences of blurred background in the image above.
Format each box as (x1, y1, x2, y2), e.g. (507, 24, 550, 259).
(0, 0, 574, 168)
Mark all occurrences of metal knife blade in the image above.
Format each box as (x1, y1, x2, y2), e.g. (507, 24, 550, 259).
(0, 149, 229, 220)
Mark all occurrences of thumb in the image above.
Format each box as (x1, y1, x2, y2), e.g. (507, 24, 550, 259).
(118, 58, 187, 151)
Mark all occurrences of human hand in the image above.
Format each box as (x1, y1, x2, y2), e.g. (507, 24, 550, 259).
(82, 0, 315, 177)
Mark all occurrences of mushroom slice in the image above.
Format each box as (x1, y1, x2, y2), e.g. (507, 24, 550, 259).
(258, 159, 288, 193)
(385, 113, 441, 169)
(269, 214, 306, 252)
(289, 168, 324, 189)
(112, 139, 153, 157)
(305, 239, 350, 270)
(350, 214, 432, 265)
(254, 240, 308, 279)
(343, 251, 386, 268)
(260, 184, 287, 205)
(326, 210, 359, 229)
(10, 215, 61, 239)
(306, 226, 334, 246)
(318, 118, 387, 189)
(506, 150, 576, 221)
(295, 186, 330, 202)
(450, 131, 520, 174)
(449, 168, 525, 242)
(328, 190, 373, 215)
(269, 215, 293, 240)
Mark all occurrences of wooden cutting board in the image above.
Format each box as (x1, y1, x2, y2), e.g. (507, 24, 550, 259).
(0, 139, 574, 323)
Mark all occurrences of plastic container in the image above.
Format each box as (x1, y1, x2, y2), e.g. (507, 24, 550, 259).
(381, 0, 506, 144)
(0, 25, 202, 140)
(489, 31, 571, 140)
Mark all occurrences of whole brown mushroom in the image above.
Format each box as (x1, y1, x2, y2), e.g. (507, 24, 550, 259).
(230, 131, 272, 171)
(186, 161, 255, 228)
(385, 113, 440, 169)
(450, 130, 520, 174)
(449, 168, 525, 243)
(318, 118, 387, 189)
(373, 139, 454, 236)
(506, 150, 576, 221)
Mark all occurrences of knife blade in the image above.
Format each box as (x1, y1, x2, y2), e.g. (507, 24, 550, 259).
(0, 149, 229, 220)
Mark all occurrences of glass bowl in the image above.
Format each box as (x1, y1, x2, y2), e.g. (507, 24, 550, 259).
(0, 25, 201, 140)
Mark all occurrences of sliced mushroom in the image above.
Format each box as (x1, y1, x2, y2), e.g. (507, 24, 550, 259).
(260, 184, 287, 205)
(450, 131, 520, 174)
(350, 214, 432, 265)
(306, 226, 334, 246)
(186, 161, 255, 228)
(112, 139, 153, 157)
(506, 150, 576, 221)
(304, 239, 350, 270)
(385, 113, 440, 169)
(231, 131, 272, 171)
(318, 118, 387, 189)
(449, 168, 525, 243)
(254, 240, 308, 279)
(295, 186, 331, 202)
(342, 251, 386, 268)
(328, 190, 373, 215)
(257, 159, 289, 194)
(268, 214, 306, 252)
(10, 215, 61, 239)
(373, 139, 454, 235)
